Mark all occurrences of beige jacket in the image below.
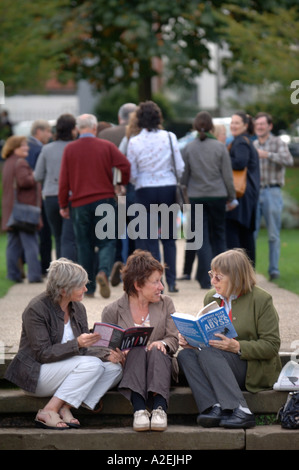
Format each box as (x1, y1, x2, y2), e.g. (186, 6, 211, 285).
(102, 293, 179, 356)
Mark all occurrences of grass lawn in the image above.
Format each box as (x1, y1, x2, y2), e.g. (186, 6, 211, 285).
(0, 232, 14, 297)
(256, 228, 299, 295)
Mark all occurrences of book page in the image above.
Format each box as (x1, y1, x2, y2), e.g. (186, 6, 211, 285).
(196, 301, 219, 318)
(93, 323, 124, 348)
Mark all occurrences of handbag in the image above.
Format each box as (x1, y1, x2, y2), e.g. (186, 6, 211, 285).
(7, 171, 41, 234)
(278, 392, 299, 429)
(7, 200, 41, 234)
(233, 168, 247, 198)
(168, 132, 189, 210)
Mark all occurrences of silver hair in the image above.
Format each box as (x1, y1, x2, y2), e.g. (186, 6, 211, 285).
(118, 103, 137, 124)
(46, 258, 89, 303)
(76, 114, 98, 130)
(31, 119, 51, 136)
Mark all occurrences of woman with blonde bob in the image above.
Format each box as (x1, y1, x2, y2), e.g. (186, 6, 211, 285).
(5, 258, 123, 430)
(178, 248, 281, 429)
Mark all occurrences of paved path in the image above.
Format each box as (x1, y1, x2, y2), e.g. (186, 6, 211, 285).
(0, 240, 298, 358)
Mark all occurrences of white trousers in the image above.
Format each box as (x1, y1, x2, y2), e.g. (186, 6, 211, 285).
(32, 355, 122, 410)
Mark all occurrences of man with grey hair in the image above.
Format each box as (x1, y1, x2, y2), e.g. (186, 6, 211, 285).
(59, 113, 131, 298)
(98, 102, 137, 146)
(26, 119, 53, 276)
(98, 103, 137, 285)
(27, 119, 52, 169)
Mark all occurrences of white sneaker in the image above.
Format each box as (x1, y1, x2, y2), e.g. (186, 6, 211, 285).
(151, 407, 167, 431)
(133, 409, 151, 431)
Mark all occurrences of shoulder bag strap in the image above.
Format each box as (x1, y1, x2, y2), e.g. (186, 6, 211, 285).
(168, 132, 179, 183)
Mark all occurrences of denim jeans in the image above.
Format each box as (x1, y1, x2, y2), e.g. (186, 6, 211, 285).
(72, 198, 117, 294)
(44, 196, 77, 262)
(255, 187, 283, 276)
(6, 230, 42, 282)
(134, 185, 177, 287)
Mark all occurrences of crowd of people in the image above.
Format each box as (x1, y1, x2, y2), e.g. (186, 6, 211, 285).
(1, 101, 293, 431)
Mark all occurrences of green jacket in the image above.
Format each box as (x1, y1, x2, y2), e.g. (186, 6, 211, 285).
(204, 286, 281, 393)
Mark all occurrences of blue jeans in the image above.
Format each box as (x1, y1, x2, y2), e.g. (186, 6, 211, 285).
(72, 198, 117, 294)
(6, 230, 42, 282)
(134, 185, 177, 287)
(255, 187, 283, 276)
(44, 196, 77, 262)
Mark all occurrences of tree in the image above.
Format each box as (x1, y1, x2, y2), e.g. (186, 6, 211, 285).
(218, 4, 299, 127)
(47, 0, 229, 101)
(0, 0, 297, 111)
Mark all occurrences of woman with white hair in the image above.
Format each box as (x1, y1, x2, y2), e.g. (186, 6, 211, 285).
(5, 258, 123, 429)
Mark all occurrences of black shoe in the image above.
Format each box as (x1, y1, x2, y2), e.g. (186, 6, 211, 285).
(110, 261, 124, 287)
(197, 406, 229, 428)
(220, 408, 256, 429)
(177, 274, 191, 281)
(168, 285, 179, 293)
(269, 273, 279, 281)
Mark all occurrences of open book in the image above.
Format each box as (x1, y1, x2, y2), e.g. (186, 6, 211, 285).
(171, 301, 237, 348)
(92, 322, 154, 351)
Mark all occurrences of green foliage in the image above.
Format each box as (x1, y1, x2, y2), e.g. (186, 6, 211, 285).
(94, 83, 176, 125)
(0, 1, 298, 123)
(218, 5, 299, 130)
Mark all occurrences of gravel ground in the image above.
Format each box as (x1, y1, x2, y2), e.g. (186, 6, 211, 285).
(1, 240, 298, 357)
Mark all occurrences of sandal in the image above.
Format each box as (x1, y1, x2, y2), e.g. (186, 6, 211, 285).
(59, 407, 80, 428)
(35, 409, 70, 430)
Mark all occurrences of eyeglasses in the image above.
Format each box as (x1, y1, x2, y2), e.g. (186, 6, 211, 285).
(208, 270, 225, 282)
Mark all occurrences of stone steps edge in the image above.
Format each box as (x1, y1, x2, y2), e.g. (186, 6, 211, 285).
(0, 387, 289, 416)
(1, 425, 299, 451)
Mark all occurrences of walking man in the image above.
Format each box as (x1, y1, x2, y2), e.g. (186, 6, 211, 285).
(59, 114, 131, 297)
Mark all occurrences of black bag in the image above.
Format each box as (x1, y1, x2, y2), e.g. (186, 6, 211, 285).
(278, 391, 299, 429)
(7, 201, 41, 234)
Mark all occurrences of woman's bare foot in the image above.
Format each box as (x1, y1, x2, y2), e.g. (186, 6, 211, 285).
(35, 409, 69, 429)
(59, 405, 80, 427)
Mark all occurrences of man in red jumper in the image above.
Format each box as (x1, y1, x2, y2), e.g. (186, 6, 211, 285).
(58, 114, 131, 298)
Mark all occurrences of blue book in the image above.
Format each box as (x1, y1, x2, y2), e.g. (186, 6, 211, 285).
(171, 301, 237, 348)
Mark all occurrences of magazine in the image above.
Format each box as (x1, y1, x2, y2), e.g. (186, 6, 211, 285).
(92, 322, 154, 351)
(171, 301, 237, 348)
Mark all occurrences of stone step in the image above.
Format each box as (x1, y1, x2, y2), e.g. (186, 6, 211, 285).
(0, 387, 289, 418)
(1, 388, 297, 451)
(1, 425, 299, 451)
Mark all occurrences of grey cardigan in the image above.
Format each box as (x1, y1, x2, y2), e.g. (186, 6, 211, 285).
(34, 140, 71, 197)
(181, 137, 236, 200)
(5, 292, 91, 393)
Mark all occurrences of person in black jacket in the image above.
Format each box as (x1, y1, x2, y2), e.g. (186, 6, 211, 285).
(226, 112, 260, 266)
